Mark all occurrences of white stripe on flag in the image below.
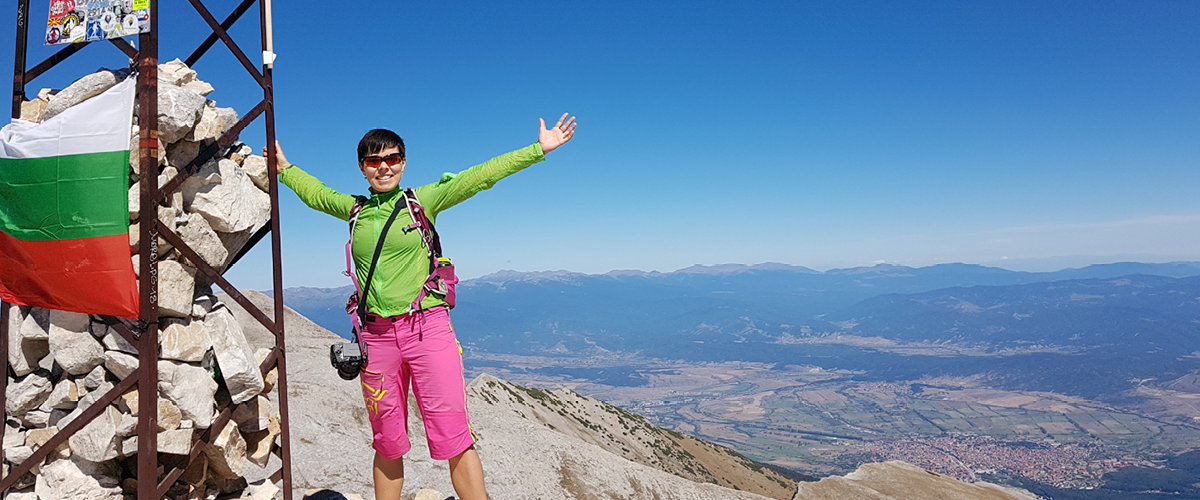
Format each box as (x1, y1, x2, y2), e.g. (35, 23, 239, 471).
(0, 77, 136, 160)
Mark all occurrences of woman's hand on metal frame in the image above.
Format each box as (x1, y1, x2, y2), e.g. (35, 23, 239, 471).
(263, 140, 292, 174)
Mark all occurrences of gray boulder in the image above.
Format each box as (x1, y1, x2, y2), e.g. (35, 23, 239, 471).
(102, 351, 139, 380)
(34, 457, 123, 500)
(158, 360, 217, 429)
(205, 305, 264, 404)
(181, 158, 270, 233)
(159, 317, 212, 362)
(8, 305, 49, 377)
(157, 85, 206, 144)
(42, 69, 131, 121)
(6, 371, 53, 417)
(178, 211, 229, 268)
(67, 405, 119, 462)
(48, 310, 105, 376)
(157, 259, 197, 318)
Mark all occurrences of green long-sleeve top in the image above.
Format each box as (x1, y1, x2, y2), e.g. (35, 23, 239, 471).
(279, 143, 545, 316)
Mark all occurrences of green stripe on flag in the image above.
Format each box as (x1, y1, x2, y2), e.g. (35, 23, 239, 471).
(0, 150, 130, 241)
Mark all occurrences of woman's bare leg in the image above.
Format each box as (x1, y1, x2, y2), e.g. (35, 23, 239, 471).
(373, 453, 405, 500)
(448, 445, 487, 500)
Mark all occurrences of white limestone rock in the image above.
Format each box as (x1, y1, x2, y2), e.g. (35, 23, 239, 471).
(186, 102, 223, 143)
(158, 260, 197, 318)
(158, 360, 218, 429)
(34, 457, 123, 500)
(241, 154, 269, 192)
(158, 85, 207, 144)
(103, 351, 139, 380)
(181, 158, 270, 233)
(159, 317, 212, 362)
(8, 306, 49, 377)
(118, 436, 137, 458)
(5, 445, 34, 465)
(231, 395, 270, 432)
(46, 378, 80, 410)
(4, 421, 25, 448)
(21, 410, 51, 429)
(101, 329, 138, 355)
(243, 413, 280, 468)
(67, 405, 119, 462)
(48, 310, 104, 376)
(255, 347, 277, 393)
(82, 365, 108, 389)
(21, 307, 49, 340)
(202, 419, 247, 479)
(183, 79, 215, 97)
(7, 372, 53, 417)
(205, 305, 264, 404)
(43, 68, 130, 121)
(216, 225, 259, 269)
(158, 428, 194, 455)
(193, 294, 215, 320)
(167, 139, 203, 170)
(178, 211, 229, 269)
(159, 59, 197, 87)
(215, 107, 238, 137)
(56, 381, 113, 430)
(20, 96, 48, 123)
(114, 409, 137, 438)
(158, 398, 183, 432)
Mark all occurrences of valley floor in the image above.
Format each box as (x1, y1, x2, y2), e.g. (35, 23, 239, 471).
(463, 350, 1200, 492)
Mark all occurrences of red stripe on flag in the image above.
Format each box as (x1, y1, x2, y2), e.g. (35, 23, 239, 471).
(0, 231, 138, 318)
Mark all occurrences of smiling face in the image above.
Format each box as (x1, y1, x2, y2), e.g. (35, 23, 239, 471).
(359, 146, 406, 193)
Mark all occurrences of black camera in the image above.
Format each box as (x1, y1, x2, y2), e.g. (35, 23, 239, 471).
(330, 338, 367, 381)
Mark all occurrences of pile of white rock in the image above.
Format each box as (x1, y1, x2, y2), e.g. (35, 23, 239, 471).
(6, 61, 280, 500)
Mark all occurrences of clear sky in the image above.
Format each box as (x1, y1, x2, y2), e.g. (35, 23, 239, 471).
(6, 1, 1199, 289)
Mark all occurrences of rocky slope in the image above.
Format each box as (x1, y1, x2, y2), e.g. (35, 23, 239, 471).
(792, 461, 1039, 500)
(224, 291, 1039, 500)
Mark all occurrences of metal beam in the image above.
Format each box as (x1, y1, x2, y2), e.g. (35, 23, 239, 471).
(135, 1, 161, 496)
(11, 0, 29, 118)
(185, 0, 258, 68)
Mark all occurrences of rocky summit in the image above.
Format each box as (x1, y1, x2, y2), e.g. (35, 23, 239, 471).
(221, 290, 1037, 500)
(5, 61, 277, 500)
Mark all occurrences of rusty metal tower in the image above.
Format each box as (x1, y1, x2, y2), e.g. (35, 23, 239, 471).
(2, 0, 293, 498)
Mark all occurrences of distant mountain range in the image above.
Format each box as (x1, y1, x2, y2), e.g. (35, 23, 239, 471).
(274, 261, 1200, 343)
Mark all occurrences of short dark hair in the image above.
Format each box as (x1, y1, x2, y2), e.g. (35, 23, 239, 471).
(357, 129, 406, 163)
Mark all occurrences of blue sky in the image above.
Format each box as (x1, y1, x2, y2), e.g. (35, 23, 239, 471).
(6, 1, 1199, 289)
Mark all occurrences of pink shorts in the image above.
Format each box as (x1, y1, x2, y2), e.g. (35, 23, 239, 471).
(358, 306, 476, 460)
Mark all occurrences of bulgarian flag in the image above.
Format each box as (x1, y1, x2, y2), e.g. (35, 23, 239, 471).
(0, 77, 138, 317)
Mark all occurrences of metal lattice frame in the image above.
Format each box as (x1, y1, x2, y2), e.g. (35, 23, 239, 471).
(2, 1, 292, 498)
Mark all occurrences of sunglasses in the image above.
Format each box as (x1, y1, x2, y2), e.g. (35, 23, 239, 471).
(361, 153, 403, 168)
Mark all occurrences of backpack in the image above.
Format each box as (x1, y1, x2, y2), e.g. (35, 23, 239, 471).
(343, 188, 459, 338)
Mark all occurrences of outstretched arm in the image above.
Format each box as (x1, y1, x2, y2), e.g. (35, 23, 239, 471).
(538, 113, 577, 154)
(420, 113, 579, 214)
(267, 140, 356, 220)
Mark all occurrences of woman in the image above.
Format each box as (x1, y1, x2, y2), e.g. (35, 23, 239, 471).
(270, 114, 577, 500)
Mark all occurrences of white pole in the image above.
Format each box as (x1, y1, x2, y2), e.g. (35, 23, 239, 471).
(262, 0, 275, 68)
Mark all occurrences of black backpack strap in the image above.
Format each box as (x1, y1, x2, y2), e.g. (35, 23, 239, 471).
(354, 200, 403, 325)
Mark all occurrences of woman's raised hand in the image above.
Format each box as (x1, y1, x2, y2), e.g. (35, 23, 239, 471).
(262, 140, 291, 174)
(538, 113, 577, 155)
